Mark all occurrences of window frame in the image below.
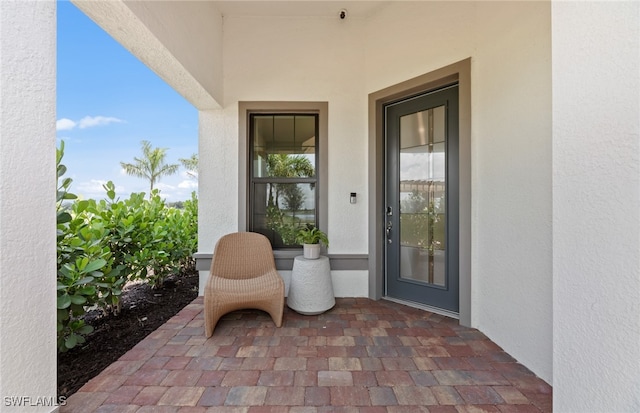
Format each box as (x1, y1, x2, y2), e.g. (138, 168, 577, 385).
(248, 113, 319, 248)
(238, 102, 328, 254)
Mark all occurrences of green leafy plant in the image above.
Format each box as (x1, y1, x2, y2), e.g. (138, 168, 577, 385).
(265, 205, 301, 246)
(56, 142, 114, 352)
(97, 184, 198, 289)
(295, 225, 329, 247)
(400, 190, 445, 254)
(55, 142, 199, 353)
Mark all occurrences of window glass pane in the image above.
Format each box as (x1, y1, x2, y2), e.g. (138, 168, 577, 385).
(253, 116, 273, 177)
(252, 182, 316, 248)
(253, 115, 316, 178)
(261, 154, 315, 179)
(273, 116, 294, 150)
(296, 115, 316, 155)
(250, 113, 319, 249)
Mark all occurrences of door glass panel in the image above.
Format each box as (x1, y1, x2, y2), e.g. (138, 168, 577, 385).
(398, 106, 446, 286)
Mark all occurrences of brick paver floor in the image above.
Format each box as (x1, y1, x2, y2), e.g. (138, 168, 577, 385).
(61, 297, 552, 412)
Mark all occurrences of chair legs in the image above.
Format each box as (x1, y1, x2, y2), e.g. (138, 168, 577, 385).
(264, 298, 284, 328)
(204, 295, 284, 337)
(204, 294, 220, 338)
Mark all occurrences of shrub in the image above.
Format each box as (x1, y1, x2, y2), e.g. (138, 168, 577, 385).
(57, 143, 116, 352)
(56, 143, 198, 352)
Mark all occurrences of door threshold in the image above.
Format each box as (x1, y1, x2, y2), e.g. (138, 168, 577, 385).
(382, 296, 459, 320)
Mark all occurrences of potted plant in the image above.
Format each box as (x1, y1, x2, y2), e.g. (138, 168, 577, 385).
(296, 225, 329, 260)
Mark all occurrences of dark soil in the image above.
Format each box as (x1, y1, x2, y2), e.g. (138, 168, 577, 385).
(57, 270, 199, 398)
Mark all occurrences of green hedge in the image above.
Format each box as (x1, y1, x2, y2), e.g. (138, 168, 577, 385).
(56, 143, 198, 352)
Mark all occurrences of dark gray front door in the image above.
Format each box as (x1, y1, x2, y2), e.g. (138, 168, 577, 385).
(384, 85, 459, 312)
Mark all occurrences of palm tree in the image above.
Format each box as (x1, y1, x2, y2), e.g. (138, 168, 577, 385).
(266, 154, 314, 208)
(179, 153, 198, 179)
(120, 140, 180, 194)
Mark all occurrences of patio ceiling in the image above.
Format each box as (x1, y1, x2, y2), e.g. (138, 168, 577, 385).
(212, 1, 391, 18)
(72, 0, 392, 111)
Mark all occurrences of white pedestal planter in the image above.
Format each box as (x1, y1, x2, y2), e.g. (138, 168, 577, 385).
(287, 255, 335, 315)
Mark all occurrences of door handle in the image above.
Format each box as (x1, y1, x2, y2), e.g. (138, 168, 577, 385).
(386, 221, 392, 243)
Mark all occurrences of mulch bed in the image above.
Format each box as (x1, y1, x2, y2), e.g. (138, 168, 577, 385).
(57, 270, 199, 398)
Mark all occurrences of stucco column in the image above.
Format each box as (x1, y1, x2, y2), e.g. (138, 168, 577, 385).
(0, 0, 58, 411)
(552, 1, 640, 411)
(197, 109, 240, 295)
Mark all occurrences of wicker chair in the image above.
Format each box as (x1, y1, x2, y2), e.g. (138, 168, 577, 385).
(204, 232, 285, 337)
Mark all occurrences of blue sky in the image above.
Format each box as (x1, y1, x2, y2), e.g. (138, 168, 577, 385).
(57, 1, 198, 202)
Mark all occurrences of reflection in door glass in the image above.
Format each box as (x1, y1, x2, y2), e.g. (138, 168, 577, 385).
(399, 106, 446, 287)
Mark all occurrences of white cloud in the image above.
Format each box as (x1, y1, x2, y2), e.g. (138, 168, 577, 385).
(56, 115, 124, 131)
(178, 180, 198, 189)
(56, 118, 76, 131)
(78, 116, 124, 129)
(155, 182, 176, 191)
(74, 179, 124, 200)
(148, 180, 199, 202)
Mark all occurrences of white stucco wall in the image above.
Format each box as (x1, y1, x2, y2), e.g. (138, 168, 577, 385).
(366, 2, 552, 382)
(0, 1, 58, 411)
(226, 15, 370, 255)
(199, 14, 370, 256)
(471, 2, 552, 384)
(197, 14, 371, 298)
(552, 2, 640, 411)
(364, 1, 475, 92)
(196, 2, 553, 382)
(198, 109, 239, 252)
(3, 1, 639, 410)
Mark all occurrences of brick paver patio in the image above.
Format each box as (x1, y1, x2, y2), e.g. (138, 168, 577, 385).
(61, 297, 552, 412)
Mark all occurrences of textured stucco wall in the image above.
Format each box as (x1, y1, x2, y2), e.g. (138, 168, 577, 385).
(226, 15, 369, 255)
(0, 1, 58, 411)
(552, 2, 640, 411)
(196, 2, 553, 382)
(2, 1, 638, 409)
(198, 14, 369, 257)
(198, 109, 239, 252)
(197, 14, 370, 298)
(365, 1, 552, 382)
(471, 2, 552, 384)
